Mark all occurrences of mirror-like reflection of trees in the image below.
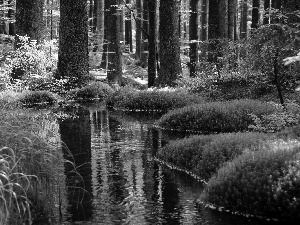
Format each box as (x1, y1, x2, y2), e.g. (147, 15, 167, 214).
(58, 106, 93, 222)
(59, 105, 264, 225)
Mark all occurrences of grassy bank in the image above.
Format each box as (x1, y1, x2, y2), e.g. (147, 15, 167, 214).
(0, 92, 66, 224)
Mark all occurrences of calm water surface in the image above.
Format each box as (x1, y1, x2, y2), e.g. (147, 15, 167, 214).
(57, 104, 278, 225)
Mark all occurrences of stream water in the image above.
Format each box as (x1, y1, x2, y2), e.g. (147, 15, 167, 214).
(56, 104, 278, 225)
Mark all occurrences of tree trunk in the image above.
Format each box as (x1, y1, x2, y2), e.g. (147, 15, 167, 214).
(240, 0, 247, 39)
(107, 0, 123, 85)
(57, 0, 89, 87)
(141, 0, 149, 68)
(263, 0, 270, 24)
(0, 0, 4, 34)
(125, 0, 133, 52)
(100, 0, 110, 69)
(189, 0, 199, 77)
(228, 0, 236, 40)
(93, 0, 98, 33)
(251, 0, 260, 29)
(156, 0, 182, 87)
(15, 0, 45, 48)
(201, 0, 208, 41)
(148, 0, 157, 87)
(135, 0, 142, 61)
(208, 0, 221, 39)
(7, 0, 15, 35)
(89, 0, 94, 29)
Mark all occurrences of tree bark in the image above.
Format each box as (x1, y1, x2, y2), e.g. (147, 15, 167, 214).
(189, 0, 199, 77)
(201, 0, 208, 41)
(107, 0, 123, 84)
(141, 0, 149, 68)
(251, 0, 260, 29)
(125, 0, 133, 52)
(135, 0, 142, 60)
(156, 0, 182, 87)
(100, 0, 110, 69)
(240, 0, 248, 39)
(148, 0, 157, 87)
(208, 0, 221, 39)
(57, 0, 89, 87)
(15, 0, 45, 48)
(228, 0, 236, 40)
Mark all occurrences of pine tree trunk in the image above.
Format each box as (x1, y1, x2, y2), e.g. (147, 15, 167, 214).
(135, 0, 142, 61)
(156, 0, 182, 87)
(251, 0, 260, 29)
(208, 0, 221, 39)
(107, 0, 123, 85)
(228, 0, 236, 40)
(189, 0, 199, 77)
(263, 0, 270, 24)
(125, 0, 132, 52)
(141, 0, 149, 68)
(100, 0, 110, 69)
(148, 0, 157, 87)
(7, 0, 15, 35)
(200, 0, 208, 41)
(15, 0, 45, 48)
(57, 0, 89, 87)
(240, 0, 248, 39)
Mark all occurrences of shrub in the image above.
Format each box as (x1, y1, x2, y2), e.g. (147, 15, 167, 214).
(106, 87, 205, 112)
(249, 101, 300, 133)
(157, 132, 272, 180)
(156, 99, 277, 133)
(0, 90, 22, 109)
(18, 90, 58, 108)
(71, 81, 114, 101)
(3, 36, 57, 80)
(200, 139, 300, 222)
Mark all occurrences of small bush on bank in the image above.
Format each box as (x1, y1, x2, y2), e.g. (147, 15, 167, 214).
(69, 81, 114, 101)
(18, 90, 58, 107)
(200, 139, 300, 222)
(0, 90, 22, 109)
(157, 132, 272, 180)
(156, 99, 277, 133)
(106, 87, 206, 112)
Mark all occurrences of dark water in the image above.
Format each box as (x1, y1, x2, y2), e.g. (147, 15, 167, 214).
(57, 104, 278, 225)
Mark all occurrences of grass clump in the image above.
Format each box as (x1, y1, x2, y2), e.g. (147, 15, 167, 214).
(18, 90, 58, 108)
(200, 139, 300, 222)
(0, 108, 66, 224)
(156, 99, 277, 133)
(69, 81, 114, 101)
(157, 132, 271, 180)
(106, 87, 205, 112)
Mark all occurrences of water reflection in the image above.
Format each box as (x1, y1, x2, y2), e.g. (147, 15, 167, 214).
(58, 105, 278, 225)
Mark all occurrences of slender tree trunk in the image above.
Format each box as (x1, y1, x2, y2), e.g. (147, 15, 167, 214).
(251, 0, 260, 29)
(15, 0, 45, 48)
(100, 0, 110, 69)
(107, 0, 123, 84)
(240, 0, 247, 38)
(148, 0, 156, 87)
(7, 0, 15, 35)
(156, 0, 182, 87)
(141, 0, 149, 68)
(219, 0, 228, 39)
(228, 0, 236, 40)
(201, 0, 208, 41)
(57, 0, 89, 87)
(125, 0, 133, 52)
(263, 0, 270, 24)
(89, 0, 94, 29)
(135, 0, 142, 60)
(97, 0, 105, 66)
(93, 0, 98, 33)
(189, 0, 199, 77)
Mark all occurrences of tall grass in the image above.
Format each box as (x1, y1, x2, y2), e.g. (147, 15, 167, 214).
(0, 103, 67, 224)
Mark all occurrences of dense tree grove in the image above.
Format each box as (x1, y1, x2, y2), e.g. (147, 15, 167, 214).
(0, 0, 300, 89)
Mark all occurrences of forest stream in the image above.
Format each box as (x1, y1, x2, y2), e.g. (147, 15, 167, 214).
(55, 103, 279, 225)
